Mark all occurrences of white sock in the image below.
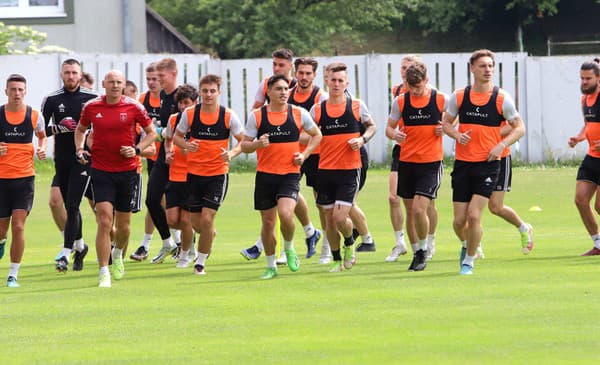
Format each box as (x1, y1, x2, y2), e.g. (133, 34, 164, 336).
(99, 266, 109, 276)
(196, 252, 208, 266)
(418, 239, 427, 251)
(592, 234, 600, 249)
(361, 233, 374, 244)
(60, 230, 65, 239)
(463, 255, 475, 267)
(171, 229, 181, 243)
(303, 223, 316, 238)
(112, 247, 123, 260)
(60, 248, 72, 258)
(8, 262, 20, 278)
(518, 223, 528, 233)
(74, 239, 85, 252)
(426, 234, 435, 243)
(0, 238, 5, 245)
(322, 235, 330, 249)
(266, 254, 277, 268)
(461, 240, 467, 248)
(284, 239, 293, 250)
(411, 243, 418, 252)
(255, 237, 264, 251)
(395, 231, 405, 246)
(141, 233, 153, 248)
(180, 249, 189, 259)
(163, 237, 174, 248)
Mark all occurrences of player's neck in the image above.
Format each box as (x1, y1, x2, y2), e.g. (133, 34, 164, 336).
(5, 102, 26, 112)
(64, 84, 79, 93)
(328, 93, 346, 104)
(151, 90, 161, 98)
(472, 80, 493, 93)
(164, 84, 177, 95)
(267, 102, 287, 112)
(105, 95, 121, 104)
(297, 84, 313, 94)
(201, 103, 218, 113)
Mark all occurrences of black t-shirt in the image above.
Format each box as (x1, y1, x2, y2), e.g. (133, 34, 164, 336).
(156, 87, 179, 162)
(42, 86, 97, 170)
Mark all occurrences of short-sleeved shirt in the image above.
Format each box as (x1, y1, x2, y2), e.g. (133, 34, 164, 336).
(582, 91, 600, 159)
(79, 96, 152, 172)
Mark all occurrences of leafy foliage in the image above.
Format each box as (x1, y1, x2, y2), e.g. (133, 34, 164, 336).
(0, 22, 68, 55)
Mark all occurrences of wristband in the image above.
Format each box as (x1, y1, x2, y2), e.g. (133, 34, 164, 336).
(362, 136, 368, 144)
(135, 147, 141, 155)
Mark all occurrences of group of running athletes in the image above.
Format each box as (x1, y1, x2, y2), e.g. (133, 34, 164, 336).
(23, 47, 600, 287)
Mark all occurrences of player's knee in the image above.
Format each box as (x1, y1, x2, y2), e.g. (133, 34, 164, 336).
(466, 211, 482, 226)
(574, 194, 589, 208)
(488, 201, 502, 215)
(388, 194, 400, 206)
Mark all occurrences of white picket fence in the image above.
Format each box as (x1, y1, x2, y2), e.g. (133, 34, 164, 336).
(0, 52, 591, 163)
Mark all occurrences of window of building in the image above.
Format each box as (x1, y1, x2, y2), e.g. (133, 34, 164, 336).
(0, 0, 66, 18)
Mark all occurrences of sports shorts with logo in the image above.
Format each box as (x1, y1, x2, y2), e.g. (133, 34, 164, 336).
(316, 169, 360, 207)
(577, 154, 600, 185)
(397, 161, 443, 199)
(254, 172, 299, 211)
(90, 168, 137, 212)
(451, 160, 500, 202)
(187, 173, 228, 212)
(390, 144, 400, 172)
(300, 154, 319, 188)
(0, 176, 35, 218)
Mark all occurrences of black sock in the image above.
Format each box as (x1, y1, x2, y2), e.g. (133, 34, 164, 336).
(332, 250, 342, 261)
(344, 236, 354, 247)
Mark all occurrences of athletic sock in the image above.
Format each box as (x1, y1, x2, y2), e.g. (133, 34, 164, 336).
(411, 243, 418, 252)
(60, 230, 65, 239)
(255, 237, 264, 251)
(331, 249, 342, 261)
(171, 229, 181, 244)
(303, 223, 316, 238)
(74, 239, 85, 252)
(163, 237, 174, 248)
(426, 234, 435, 243)
(112, 247, 122, 260)
(196, 252, 208, 267)
(60, 248, 72, 259)
(361, 233, 374, 244)
(395, 231, 405, 246)
(343, 236, 354, 247)
(284, 239, 293, 250)
(8, 262, 20, 278)
(592, 234, 600, 249)
(463, 255, 475, 267)
(418, 239, 427, 251)
(266, 254, 277, 268)
(99, 266, 109, 276)
(141, 233, 153, 249)
(461, 240, 467, 248)
(180, 250, 189, 259)
(322, 235, 330, 249)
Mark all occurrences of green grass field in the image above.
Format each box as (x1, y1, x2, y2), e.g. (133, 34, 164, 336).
(1, 164, 599, 364)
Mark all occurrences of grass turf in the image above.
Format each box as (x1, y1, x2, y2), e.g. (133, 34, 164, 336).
(1, 165, 599, 364)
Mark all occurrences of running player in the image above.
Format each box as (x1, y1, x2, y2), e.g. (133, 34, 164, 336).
(441, 49, 525, 275)
(42, 58, 97, 272)
(0, 74, 47, 287)
(386, 61, 447, 271)
(75, 69, 156, 287)
(173, 75, 245, 275)
(569, 59, 600, 256)
(241, 74, 322, 279)
(310, 62, 377, 272)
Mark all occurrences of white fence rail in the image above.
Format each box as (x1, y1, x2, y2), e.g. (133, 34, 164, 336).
(0, 52, 591, 163)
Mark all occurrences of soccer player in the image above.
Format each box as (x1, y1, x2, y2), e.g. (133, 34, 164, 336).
(163, 85, 198, 268)
(147, 58, 181, 263)
(42, 58, 97, 272)
(241, 74, 322, 279)
(386, 54, 439, 262)
(569, 60, 600, 256)
(386, 61, 447, 271)
(131, 63, 162, 261)
(173, 75, 245, 275)
(441, 49, 525, 275)
(310, 62, 377, 272)
(75, 69, 156, 287)
(241, 50, 322, 262)
(0, 73, 47, 287)
(124, 80, 138, 99)
(486, 122, 534, 255)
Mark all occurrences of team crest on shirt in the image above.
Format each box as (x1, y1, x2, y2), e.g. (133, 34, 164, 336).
(120, 112, 128, 122)
(58, 103, 65, 112)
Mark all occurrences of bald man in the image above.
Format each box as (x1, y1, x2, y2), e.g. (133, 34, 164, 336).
(75, 70, 157, 287)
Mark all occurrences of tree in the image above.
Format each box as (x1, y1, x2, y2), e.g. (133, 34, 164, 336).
(147, 0, 403, 58)
(0, 22, 68, 55)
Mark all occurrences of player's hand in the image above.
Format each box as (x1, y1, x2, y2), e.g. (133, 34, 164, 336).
(257, 134, 270, 149)
(458, 130, 472, 145)
(434, 122, 443, 136)
(76, 149, 91, 165)
(0, 142, 7, 156)
(394, 128, 407, 143)
(186, 140, 200, 152)
(347, 137, 363, 151)
(487, 143, 503, 162)
(36, 148, 46, 160)
(120, 145, 136, 158)
(165, 150, 174, 164)
(59, 117, 78, 131)
(293, 151, 305, 166)
(568, 137, 579, 148)
(220, 147, 232, 162)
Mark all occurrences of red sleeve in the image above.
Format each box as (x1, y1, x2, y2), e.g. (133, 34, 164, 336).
(79, 104, 91, 127)
(135, 103, 152, 128)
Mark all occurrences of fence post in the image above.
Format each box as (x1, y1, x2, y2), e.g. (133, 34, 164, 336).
(364, 53, 389, 164)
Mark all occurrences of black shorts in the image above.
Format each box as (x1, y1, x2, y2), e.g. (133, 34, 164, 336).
(0, 176, 34, 218)
(577, 154, 600, 185)
(390, 144, 400, 172)
(359, 146, 369, 191)
(397, 161, 443, 200)
(316, 169, 360, 207)
(494, 155, 512, 192)
(451, 160, 500, 202)
(165, 181, 189, 210)
(90, 168, 137, 212)
(52, 166, 93, 201)
(301, 154, 319, 188)
(254, 172, 299, 211)
(187, 174, 228, 212)
(131, 173, 143, 213)
(147, 158, 155, 175)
